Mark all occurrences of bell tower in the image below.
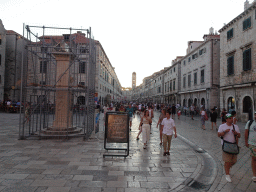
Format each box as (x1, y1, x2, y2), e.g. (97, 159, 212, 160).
(132, 72, 136, 89)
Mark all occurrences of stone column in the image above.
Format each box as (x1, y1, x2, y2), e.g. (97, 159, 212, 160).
(52, 52, 73, 130)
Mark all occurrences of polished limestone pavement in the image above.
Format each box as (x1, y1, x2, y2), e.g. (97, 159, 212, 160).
(0, 111, 255, 192)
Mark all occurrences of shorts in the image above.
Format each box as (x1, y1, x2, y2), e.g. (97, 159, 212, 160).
(249, 145, 256, 157)
(222, 151, 237, 163)
(129, 117, 133, 122)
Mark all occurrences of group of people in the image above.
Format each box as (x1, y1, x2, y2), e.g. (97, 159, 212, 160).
(134, 104, 177, 156)
(102, 101, 256, 183)
(217, 111, 256, 183)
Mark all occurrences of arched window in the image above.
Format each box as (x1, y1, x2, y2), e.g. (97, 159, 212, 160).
(183, 99, 186, 107)
(227, 97, 235, 113)
(243, 96, 253, 120)
(201, 98, 205, 108)
(194, 98, 198, 107)
(188, 98, 192, 107)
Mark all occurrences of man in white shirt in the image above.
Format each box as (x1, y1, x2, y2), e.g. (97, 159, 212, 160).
(218, 113, 240, 183)
(245, 111, 256, 182)
(161, 110, 177, 156)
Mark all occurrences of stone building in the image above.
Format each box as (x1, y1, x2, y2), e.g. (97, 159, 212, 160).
(218, 1, 256, 122)
(179, 28, 220, 111)
(95, 40, 122, 105)
(5, 30, 28, 102)
(0, 20, 6, 101)
(163, 57, 181, 105)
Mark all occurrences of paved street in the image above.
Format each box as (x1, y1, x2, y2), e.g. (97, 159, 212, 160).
(0, 111, 255, 192)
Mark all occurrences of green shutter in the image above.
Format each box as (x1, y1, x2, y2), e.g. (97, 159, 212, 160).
(248, 17, 251, 28)
(248, 48, 251, 70)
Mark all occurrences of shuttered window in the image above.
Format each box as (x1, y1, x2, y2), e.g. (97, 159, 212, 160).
(227, 28, 233, 40)
(194, 72, 197, 85)
(243, 17, 251, 31)
(243, 48, 251, 71)
(188, 74, 191, 87)
(183, 76, 186, 88)
(227, 56, 234, 75)
(201, 70, 204, 83)
(173, 81, 175, 90)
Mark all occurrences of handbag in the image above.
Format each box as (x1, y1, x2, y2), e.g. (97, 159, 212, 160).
(222, 125, 239, 154)
(204, 113, 208, 121)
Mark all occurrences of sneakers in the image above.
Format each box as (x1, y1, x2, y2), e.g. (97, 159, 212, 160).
(136, 137, 139, 140)
(163, 152, 167, 156)
(225, 175, 232, 182)
(252, 176, 256, 182)
(167, 152, 170, 155)
(143, 146, 146, 149)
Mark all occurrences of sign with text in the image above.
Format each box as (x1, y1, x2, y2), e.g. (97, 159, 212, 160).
(105, 112, 129, 143)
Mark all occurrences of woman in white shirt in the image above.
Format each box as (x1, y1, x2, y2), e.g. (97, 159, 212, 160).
(200, 107, 206, 130)
(140, 110, 152, 149)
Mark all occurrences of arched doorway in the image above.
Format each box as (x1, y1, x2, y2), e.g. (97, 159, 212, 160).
(243, 96, 253, 120)
(183, 99, 186, 107)
(227, 97, 235, 113)
(188, 98, 192, 107)
(194, 98, 198, 107)
(77, 96, 85, 105)
(201, 98, 205, 108)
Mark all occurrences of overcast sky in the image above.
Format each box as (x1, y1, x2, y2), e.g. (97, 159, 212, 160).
(0, 0, 248, 87)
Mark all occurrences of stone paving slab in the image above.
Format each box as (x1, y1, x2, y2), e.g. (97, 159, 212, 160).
(0, 111, 255, 191)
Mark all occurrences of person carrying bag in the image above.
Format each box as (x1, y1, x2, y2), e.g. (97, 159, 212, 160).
(218, 113, 241, 183)
(222, 124, 239, 155)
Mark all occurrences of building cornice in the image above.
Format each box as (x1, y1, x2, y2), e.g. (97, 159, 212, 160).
(218, 2, 256, 33)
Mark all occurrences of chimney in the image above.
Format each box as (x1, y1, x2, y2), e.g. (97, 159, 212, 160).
(244, 0, 250, 10)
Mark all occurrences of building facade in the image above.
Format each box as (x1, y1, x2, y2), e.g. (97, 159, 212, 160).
(95, 41, 122, 105)
(163, 58, 181, 105)
(4, 30, 28, 102)
(219, 1, 256, 122)
(0, 20, 6, 102)
(179, 30, 220, 111)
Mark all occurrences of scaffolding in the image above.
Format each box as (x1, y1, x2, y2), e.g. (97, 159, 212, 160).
(19, 25, 96, 140)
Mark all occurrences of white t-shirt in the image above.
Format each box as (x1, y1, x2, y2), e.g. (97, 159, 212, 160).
(218, 123, 240, 145)
(201, 111, 205, 116)
(138, 104, 142, 110)
(245, 120, 256, 146)
(149, 109, 153, 118)
(161, 117, 175, 135)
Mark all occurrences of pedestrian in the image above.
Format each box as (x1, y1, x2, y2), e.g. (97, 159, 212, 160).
(161, 109, 177, 156)
(231, 111, 237, 125)
(210, 108, 218, 130)
(218, 113, 240, 183)
(245, 111, 256, 182)
(190, 104, 195, 120)
(126, 104, 134, 131)
(221, 108, 227, 124)
(140, 110, 152, 149)
(171, 104, 176, 119)
(119, 105, 125, 112)
(136, 108, 145, 140)
(156, 108, 166, 145)
(177, 109, 181, 120)
(200, 107, 206, 130)
(148, 106, 154, 133)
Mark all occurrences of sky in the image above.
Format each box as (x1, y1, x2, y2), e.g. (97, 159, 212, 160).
(0, 0, 248, 87)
